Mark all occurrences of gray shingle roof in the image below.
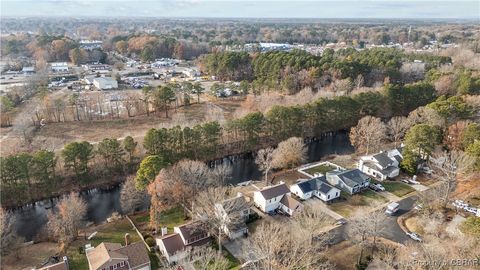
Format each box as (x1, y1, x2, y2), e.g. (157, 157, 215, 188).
(336, 169, 370, 188)
(373, 153, 393, 168)
(259, 183, 290, 200)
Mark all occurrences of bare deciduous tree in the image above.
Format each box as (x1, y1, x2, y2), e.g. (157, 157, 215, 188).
(271, 137, 307, 170)
(255, 147, 274, 185)
(387, 116, 409, 147)
(171, 246, 231, 270)
(47, 192, 87, 249)
(429, 150, 475, 207)
(0, 208, 24, 257)
(350, 116, 387, 155)
(347, 210, 387, 265)
(194, 186, 249, 254)
(120, 176, 146, 215)
(243, 206, 334, 270)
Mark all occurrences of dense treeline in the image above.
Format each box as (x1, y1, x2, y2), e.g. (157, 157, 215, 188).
(0, 136, 138, 206)
(200, 48, 450, 93)
(0, 81, 438, 206)
(141, 82, 437, 162)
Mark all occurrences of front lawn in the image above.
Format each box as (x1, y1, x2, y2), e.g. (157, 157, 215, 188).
(381, 181, 415, 197)
(328, 190, 388, 218)
(304, 164, 336, 176)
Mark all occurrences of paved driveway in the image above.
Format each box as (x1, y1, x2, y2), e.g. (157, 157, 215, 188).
(224, 237, 250, 263)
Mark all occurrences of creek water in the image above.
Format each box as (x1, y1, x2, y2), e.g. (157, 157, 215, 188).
(14, 131, 353, 240)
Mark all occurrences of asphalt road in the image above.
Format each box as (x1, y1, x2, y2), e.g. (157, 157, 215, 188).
(329, 195, 419, 245)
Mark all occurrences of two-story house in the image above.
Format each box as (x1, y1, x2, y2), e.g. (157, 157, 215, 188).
(214, 193, 251, 239)
(358, 148, 403, 180)
(156, 220, 210, 264)
(253, 182, 303, 215)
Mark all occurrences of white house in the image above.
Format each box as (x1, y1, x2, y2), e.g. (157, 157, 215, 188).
(290, 176, 341, 202)
(358, 148, 403, 180)
(253, 182, 303, 215)
(156, 221, 210, 264)
(50, 62, 69, 72)
(325, 169, 370, 195)
(214, 193, 250, 239)
(93, 77, 118, 90)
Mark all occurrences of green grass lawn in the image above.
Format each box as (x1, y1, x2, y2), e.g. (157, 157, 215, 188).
(132, 206, 187, 234)
(328, 190, 388, 218)
(304, 164, 336, 176)
(67, 218, 143, 269)
(380, 181, 415, 197)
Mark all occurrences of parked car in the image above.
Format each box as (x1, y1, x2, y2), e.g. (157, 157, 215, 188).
(406, 232, 422, 242)
(401, 179, 410, 184)
(335, 219, 347, 226)
(370, 183, 385, 192)
(414, 204, 423, 210)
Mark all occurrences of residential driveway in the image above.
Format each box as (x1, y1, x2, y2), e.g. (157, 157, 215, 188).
(224, 237, 250, 263)
(410, 184, 429, 192)
(305, 199, 345, 220)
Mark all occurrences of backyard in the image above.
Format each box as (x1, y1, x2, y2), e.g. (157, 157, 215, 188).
(303, 164, 336, 176)
(66, 217, 150, 270)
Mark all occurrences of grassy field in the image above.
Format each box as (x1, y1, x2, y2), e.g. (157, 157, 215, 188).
(381, 181, 415, 197)
(67, 218, 143, 269)
(132, 206, 188, 234)
(328, 190, 388, 217)
(304, 164, 336, 176)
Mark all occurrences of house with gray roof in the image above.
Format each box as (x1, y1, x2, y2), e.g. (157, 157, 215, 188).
(85, 241, 151, 270)
(325, 169, 370, 195)
(214, 193, 251, 240)
(253, 182, 303, 215)
(358, 148, 403, 180)
(290, 176, 341, 202)
(156, 220, 210, 264)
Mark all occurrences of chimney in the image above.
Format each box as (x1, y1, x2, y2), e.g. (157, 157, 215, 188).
(124, 233, 130, 246)
(161, 227, 168, 236)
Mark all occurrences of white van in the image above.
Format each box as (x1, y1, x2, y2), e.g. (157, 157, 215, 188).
(385, 202, 400, 215)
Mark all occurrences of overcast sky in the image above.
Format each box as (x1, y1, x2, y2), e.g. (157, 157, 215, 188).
(2, 0, 479, 19)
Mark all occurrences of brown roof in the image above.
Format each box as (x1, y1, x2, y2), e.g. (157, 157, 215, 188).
(86, 242, 149, 270)
(259, 183, 290, 200)
(158, 233, 185, 256)
(115, 242, 150, 269)
(159, 232, 211, 257)
(280, 195, 302, 211)
(177, 220, 208, 243)
(38, 260, 68, 270)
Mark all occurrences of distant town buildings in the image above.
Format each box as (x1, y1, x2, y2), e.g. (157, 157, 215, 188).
(50, 62, 69, 72)
(93, 77, 118, 90)
(80, 40, 103, 50)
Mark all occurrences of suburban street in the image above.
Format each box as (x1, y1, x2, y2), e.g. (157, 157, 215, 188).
(329, 195, 418, 245)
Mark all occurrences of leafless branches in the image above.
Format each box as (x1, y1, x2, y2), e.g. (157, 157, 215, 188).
(47, 192, 87, 249)
(271, 137, 307, 170)
(350, 116, 387, 155)
(120, 175, 147, 215)
(255, 147, 274, 185)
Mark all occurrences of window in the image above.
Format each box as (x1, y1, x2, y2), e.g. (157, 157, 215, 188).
(113, 265, 117, 269)
(117, 263, 120, 267)
(327, 195, 330, 199)
(110, 266, 113, 270)
(120, 262, 124, 267)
